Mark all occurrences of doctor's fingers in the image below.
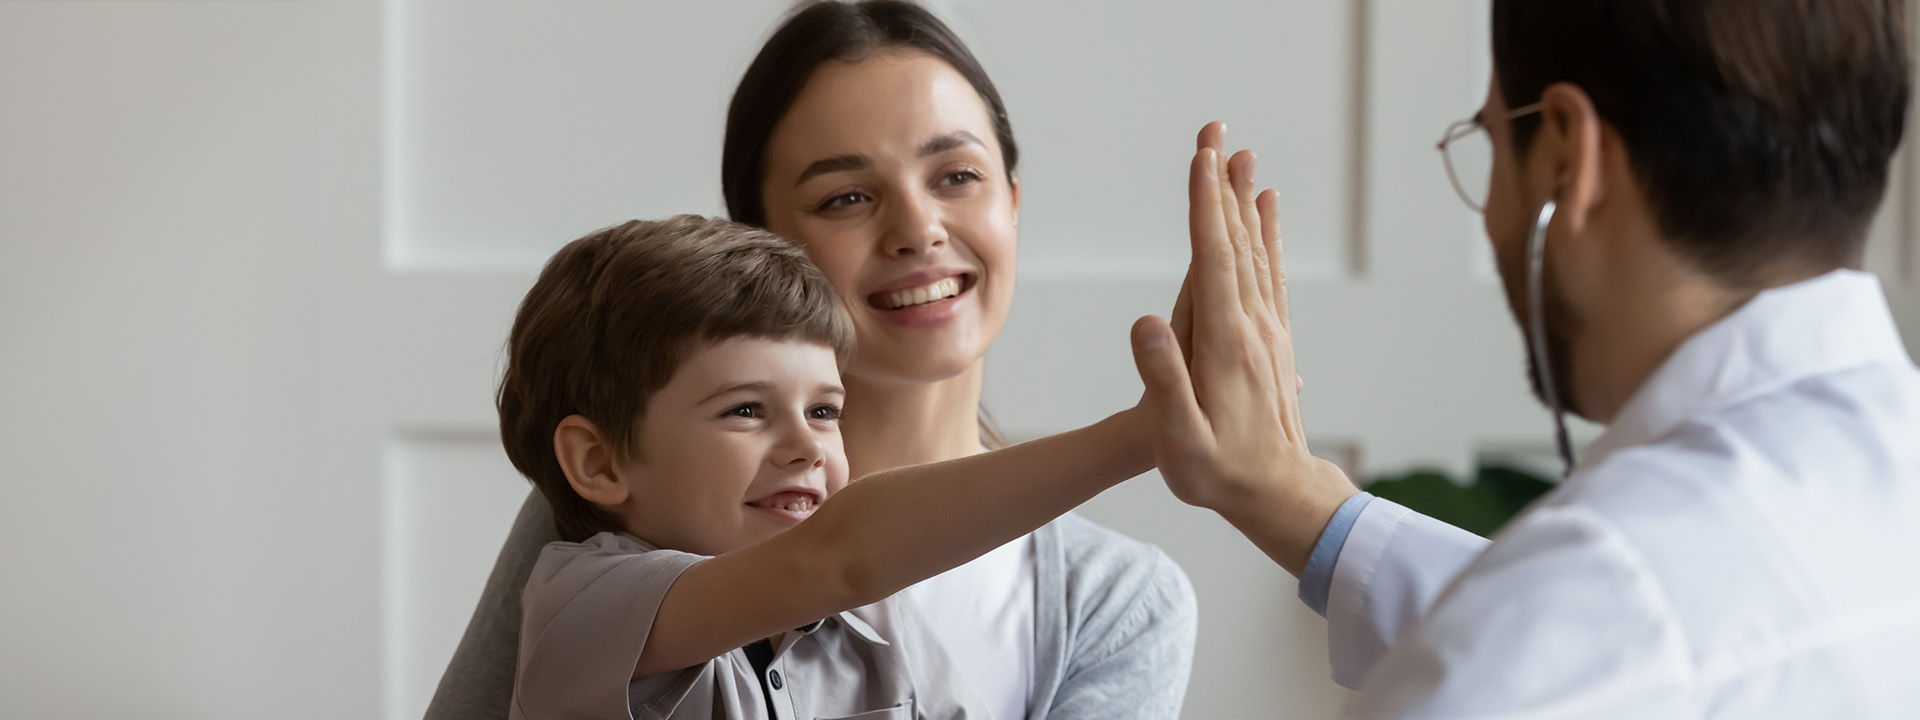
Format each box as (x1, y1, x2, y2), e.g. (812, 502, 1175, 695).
(1188, 141, 1244, 347)
(1188, 148, 1277, 418)
(1195, 124, 1264, 320)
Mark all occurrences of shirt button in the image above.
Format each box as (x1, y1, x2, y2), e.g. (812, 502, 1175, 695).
(768, 669, 784, 690)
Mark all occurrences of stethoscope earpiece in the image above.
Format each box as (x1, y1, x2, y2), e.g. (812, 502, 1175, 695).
(1527, 198, 1578, 477)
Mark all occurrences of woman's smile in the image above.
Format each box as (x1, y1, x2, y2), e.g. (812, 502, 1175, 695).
(866, 269, 978, 327)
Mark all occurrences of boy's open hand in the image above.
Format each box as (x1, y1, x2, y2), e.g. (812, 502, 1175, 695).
(1129, 123, 1357, 577)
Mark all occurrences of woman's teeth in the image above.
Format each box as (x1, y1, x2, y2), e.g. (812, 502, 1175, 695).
(880, 277, 963, 310)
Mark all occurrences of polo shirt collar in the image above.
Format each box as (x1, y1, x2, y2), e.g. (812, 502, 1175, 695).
(827, 610, 891, 646)
(1575, 269, 1911, 475)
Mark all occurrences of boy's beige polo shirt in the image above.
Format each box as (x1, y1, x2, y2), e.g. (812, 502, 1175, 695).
(509, 532, 992, 720)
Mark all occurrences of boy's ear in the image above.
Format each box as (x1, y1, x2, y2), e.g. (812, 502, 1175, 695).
(553, 415, 633, 507)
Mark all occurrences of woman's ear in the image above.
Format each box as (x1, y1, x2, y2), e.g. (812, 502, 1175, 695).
(1537, 82, 1605, 233)
(1008, 174, 1021, 227)
(553, 414, 633, 507)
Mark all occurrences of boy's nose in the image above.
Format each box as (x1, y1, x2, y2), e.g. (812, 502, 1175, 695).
(774, 425, 827, 469)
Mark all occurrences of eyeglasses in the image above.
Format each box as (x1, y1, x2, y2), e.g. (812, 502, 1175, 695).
(1436, 102, 1542, 213)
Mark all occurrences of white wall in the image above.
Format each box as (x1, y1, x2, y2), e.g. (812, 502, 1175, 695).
(1, 2, 1914, 719)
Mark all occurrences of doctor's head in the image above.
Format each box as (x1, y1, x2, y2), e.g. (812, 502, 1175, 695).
(1456, 0, 1909, 421)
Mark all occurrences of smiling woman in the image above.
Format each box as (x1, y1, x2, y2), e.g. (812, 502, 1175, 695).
(724, 7, 1195, 719)
(425, 3, 1197, 720)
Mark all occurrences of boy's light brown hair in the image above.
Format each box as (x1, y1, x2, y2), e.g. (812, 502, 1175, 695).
(497, 215, 855, 542)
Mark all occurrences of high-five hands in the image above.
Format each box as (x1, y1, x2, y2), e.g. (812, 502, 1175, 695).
(1130, 123, 1359, 577)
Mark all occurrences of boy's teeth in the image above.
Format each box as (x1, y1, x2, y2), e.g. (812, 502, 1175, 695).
(765, 495, 815, 513)
(882, 277, 962, 310)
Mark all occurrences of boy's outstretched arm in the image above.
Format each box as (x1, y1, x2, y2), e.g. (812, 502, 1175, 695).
(633, 405, 1155, 678)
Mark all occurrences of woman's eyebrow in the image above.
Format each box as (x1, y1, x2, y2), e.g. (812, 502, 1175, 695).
(793, 132, 985, 187)
(920, 131, 984, 157)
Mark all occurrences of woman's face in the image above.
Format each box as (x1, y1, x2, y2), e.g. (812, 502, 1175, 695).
(759, 50, 1019, 386)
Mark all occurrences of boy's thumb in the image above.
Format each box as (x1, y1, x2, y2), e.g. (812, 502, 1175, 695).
(1131, 316, 1205, 441)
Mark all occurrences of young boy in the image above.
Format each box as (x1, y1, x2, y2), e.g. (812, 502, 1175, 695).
(496, 216, 1155, 719)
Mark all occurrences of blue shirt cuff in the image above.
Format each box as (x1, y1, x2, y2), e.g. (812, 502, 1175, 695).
(1298, 492, 1375, 617)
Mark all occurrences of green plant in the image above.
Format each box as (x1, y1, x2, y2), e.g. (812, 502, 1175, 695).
(1364, 465, 1558, 538)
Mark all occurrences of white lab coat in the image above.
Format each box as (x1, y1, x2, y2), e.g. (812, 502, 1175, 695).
(1325, 270, 1920, 718)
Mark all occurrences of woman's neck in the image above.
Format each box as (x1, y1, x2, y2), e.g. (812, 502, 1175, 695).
(841, 361, 986, 479)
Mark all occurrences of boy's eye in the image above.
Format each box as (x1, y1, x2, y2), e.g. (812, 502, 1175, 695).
(724, 403, 763, 420)
(808, 404, 843, 421)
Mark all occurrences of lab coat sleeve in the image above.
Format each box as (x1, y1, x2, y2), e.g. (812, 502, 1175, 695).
(1324, 498, 1489, 688)
(1345, 505, 1693, 719)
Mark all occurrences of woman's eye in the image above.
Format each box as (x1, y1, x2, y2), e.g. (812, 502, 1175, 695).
(724, 403, 763, 420)
(938, 170, 982, 187)
(808, 404, 843, 421)
(816, 191, 868, 212)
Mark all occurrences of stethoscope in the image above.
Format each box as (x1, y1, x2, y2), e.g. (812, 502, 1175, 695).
(1528, 199, 1578, 477)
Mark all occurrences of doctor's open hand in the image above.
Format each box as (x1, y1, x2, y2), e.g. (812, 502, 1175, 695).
(1131, 124, 1360, 577)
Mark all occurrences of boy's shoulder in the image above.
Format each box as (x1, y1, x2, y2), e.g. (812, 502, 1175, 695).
(533, 530, 687, 566)
(523, 532, 704, 616)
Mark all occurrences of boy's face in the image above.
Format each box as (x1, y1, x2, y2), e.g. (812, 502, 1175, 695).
(614, 337, 849, 556)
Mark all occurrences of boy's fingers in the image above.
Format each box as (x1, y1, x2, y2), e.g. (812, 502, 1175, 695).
(1170, 275, 1195, 364)
(1221, 150, 1263, 315)
(1197, 121, 1225, 155)
(1131, 315, 1209, 448)
(1231, 151, 1274, 308)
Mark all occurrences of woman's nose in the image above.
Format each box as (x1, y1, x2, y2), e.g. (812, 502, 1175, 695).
(882, 189, 948, 257)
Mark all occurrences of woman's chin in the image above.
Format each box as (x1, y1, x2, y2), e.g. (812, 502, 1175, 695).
(847, 344, 986, 386)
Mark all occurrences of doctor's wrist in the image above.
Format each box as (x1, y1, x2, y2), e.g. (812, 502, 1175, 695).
(1213, 458, 1359, 577)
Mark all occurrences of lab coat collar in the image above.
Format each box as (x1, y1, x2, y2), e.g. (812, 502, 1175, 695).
(1574, 269, 1912, 476)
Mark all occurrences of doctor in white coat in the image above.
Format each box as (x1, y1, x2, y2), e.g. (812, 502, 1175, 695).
(1129, 0, 1920, 716)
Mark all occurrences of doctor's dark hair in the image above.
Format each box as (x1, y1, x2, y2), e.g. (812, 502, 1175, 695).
(720, 0, 1019, 227)
(1491, 0, 1910, 287)
(497, 216, 855, 543)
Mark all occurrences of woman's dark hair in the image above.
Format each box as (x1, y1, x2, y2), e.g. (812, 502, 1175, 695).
(721, 0, 1019, 228)
(1492, 0, 1910, 286)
